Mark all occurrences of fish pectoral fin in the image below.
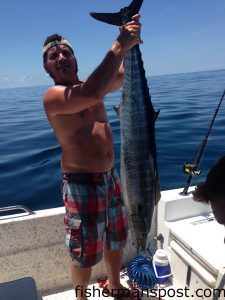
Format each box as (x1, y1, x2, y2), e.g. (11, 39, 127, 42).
(113, 105, 120, 117)
(154, 109, 160, 121)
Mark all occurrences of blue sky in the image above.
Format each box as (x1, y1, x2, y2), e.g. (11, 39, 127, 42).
(1, 0, 225, 88)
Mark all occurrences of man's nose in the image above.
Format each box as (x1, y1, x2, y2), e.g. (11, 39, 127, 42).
(58, 52, 66, 61)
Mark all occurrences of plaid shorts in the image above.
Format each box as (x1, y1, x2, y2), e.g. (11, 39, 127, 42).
(61, 168, 128, 268)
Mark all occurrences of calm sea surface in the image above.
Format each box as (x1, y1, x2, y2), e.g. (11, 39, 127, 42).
(0, 69, 225, 211)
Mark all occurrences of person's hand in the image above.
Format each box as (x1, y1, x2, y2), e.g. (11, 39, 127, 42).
(118, 14, 143, 51)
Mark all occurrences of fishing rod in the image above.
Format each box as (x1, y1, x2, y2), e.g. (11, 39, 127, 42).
(182, 89, 225, 195)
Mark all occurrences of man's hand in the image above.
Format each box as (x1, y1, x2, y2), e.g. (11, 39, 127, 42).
(117, 14, 143, 52)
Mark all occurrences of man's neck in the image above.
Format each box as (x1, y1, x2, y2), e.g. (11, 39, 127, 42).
(54, 76, 80, 87)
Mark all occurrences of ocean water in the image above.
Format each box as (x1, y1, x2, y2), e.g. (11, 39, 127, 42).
(0, 69, 225, 211)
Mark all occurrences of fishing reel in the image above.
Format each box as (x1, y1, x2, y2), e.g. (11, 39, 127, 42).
(183, 163, 202, 176)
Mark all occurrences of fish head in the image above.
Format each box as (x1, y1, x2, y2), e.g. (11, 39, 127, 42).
(129, 214, 148, 251)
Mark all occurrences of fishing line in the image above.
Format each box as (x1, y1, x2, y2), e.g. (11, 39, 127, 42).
(182, 89, 225, 194)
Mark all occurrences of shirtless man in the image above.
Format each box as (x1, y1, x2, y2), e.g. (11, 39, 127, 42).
(43, 15, 142, 300)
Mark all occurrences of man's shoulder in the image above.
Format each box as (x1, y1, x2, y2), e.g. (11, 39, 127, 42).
(44, 85, 65, 97)
(43, 85, 67, 106)
(44, 81, 85, 100)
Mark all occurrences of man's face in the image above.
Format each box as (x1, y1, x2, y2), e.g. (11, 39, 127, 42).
(210, 195, 225, 225)
(44, 44, 78, 85)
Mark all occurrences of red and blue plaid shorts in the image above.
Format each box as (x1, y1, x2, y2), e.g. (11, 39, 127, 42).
(61, 168, 128, 267)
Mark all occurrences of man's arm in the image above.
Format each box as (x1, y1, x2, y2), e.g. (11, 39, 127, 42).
(44, 15, 142, 116)
(106, 61, 124, 94)
(44, 40, 125, 116)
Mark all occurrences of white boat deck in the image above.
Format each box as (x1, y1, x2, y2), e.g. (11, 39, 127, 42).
(43, 289, 75, 300)
(42, 281, 163, 300)
(1, 187, 225, 300)
(43, 284, 116, 300)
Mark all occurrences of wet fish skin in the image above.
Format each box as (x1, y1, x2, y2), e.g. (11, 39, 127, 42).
(90, 0, 160, 251)
(120, 42, 160, 251)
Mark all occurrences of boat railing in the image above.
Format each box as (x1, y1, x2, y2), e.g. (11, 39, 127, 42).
(0, 205, 35, 216)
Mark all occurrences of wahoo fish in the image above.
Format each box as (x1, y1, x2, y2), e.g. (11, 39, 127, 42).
(90, 0, 161, 252)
